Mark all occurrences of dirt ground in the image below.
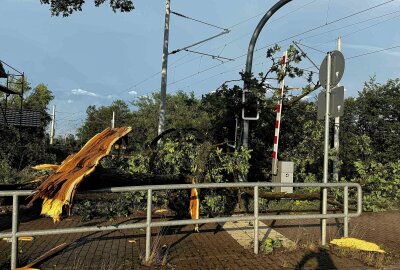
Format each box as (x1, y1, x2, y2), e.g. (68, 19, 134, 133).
(0, 208, 399, 270)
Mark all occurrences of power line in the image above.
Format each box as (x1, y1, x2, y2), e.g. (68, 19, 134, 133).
(118, 0, 319, 94)
(169, 29, 230, 55)
(120, 0, 395, 96)
(171, 11, 228, 31)
(168, 0, 396, 88)
(346, 44, 400, 59)
(0, 59, 23, 75)
(228, 0, 318, 29)
(185, 42, 400, 94)
(183, 49, 234, 62)
(325, 0, 332, 25)
(342, 13, 400, 39)
(299, 9, 400, 46)
(296, 42, 326, 54)
(185, 0, 389, 60)
(169, 0, 320, 69)
(180, 60, 266, 91)
(278, 0, 396, 47)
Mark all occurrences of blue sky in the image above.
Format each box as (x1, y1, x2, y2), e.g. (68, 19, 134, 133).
(1, 0, 400, 136)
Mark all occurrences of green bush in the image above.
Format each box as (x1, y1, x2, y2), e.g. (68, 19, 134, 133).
(0, 158, 37, 185)
(352, 160, 400, 211)
(128, 135, 252, 183)
(202, 189, 238, 216)
(72, 191, 170, 221)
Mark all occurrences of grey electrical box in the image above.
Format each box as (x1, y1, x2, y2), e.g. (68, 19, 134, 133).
(272, 161, 294, 193)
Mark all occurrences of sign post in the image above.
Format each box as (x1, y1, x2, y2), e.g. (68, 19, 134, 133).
(321, 53, 331, 246)
(318, 50, 345, 246)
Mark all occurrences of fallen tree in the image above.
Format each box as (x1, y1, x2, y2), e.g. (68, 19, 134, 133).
(28, 127, 132, 222)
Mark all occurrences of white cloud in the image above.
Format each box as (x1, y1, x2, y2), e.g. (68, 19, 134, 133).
(107, 94, 119, 99)
(128, 90, 137, 95)
(71, 88, 99, 97)
(67, 99, 73, 103)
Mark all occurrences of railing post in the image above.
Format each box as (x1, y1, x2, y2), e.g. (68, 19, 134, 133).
(253, 185, 259, 254)
(11, 194, 19, 270)
(145, 189, 152, 262)
(343, 186, 349, 237)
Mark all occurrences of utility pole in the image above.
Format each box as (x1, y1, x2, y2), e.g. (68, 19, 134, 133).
(111, 111, 115, 129)
(50, 105, 55, 145)
(333, 36, 341, 182)
(158, 0, 171, 135)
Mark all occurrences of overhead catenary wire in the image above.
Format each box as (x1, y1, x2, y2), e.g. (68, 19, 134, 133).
(184, 41, 400, 96)
(299, 9, 400, 46)
(120, 0, 395, 96)
(171, 11, 228, 31)
(293, 41, 321, 70)
(183, 49, 234, 62)
(169, 29, 230, 55)
(175, 36, 398, 94)
(119, 0, 320, 94)
(169, 10, 230, 56)
(341, 13, 400, 39)
(0, 59, 23, 75)
(346, 44, 400, 60)
(325, 0, 332, 25)
(227, 0, 318, 29)
(295, 42, 326, 54)
(167, 0, 320, 70)
(168, 0, 396, 88)
(172, 0, 391, 66)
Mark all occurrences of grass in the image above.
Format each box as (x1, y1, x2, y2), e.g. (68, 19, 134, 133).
(329, 222, 398, 268)
(140, 227, 171, 267)
(330, 245, 390, 268)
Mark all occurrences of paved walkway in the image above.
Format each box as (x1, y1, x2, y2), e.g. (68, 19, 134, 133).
(0, 210, 399, 269)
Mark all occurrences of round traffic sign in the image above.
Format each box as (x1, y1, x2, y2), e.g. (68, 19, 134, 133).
(319, 50, 345, 88)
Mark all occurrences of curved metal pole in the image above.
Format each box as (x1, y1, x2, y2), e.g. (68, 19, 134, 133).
(242, 0, 293, 148)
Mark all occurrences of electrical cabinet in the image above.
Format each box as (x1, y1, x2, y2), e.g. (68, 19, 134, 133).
(272, 161, 294, 193)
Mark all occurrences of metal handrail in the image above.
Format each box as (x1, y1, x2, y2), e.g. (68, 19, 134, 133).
(0, 182, 362, 269)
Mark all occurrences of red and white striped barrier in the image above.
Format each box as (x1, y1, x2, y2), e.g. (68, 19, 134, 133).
(272, 51, 287, 175)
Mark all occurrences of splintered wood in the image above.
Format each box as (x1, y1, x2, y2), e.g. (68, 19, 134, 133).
(29, 127, 132, 223)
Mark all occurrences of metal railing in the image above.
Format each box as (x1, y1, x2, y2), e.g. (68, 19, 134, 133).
(0, 182, 362, 269)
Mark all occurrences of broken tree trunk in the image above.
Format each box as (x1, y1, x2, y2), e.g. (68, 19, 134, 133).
(242, 189, 357, 211)
(242, 189, 320, 200)
(78, 167, 190, 190)
(28, 127, 132, 223)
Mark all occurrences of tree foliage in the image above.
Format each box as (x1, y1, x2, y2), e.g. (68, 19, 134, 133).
(40, 0, 134, 17)
(0, 78, 55, 183)
(77, 99, 133, 144)
(355, 77, 400, 162)
(129, 91, 211, 148)
(201, 44, 320, 181)
(17, 38, 396, 212)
